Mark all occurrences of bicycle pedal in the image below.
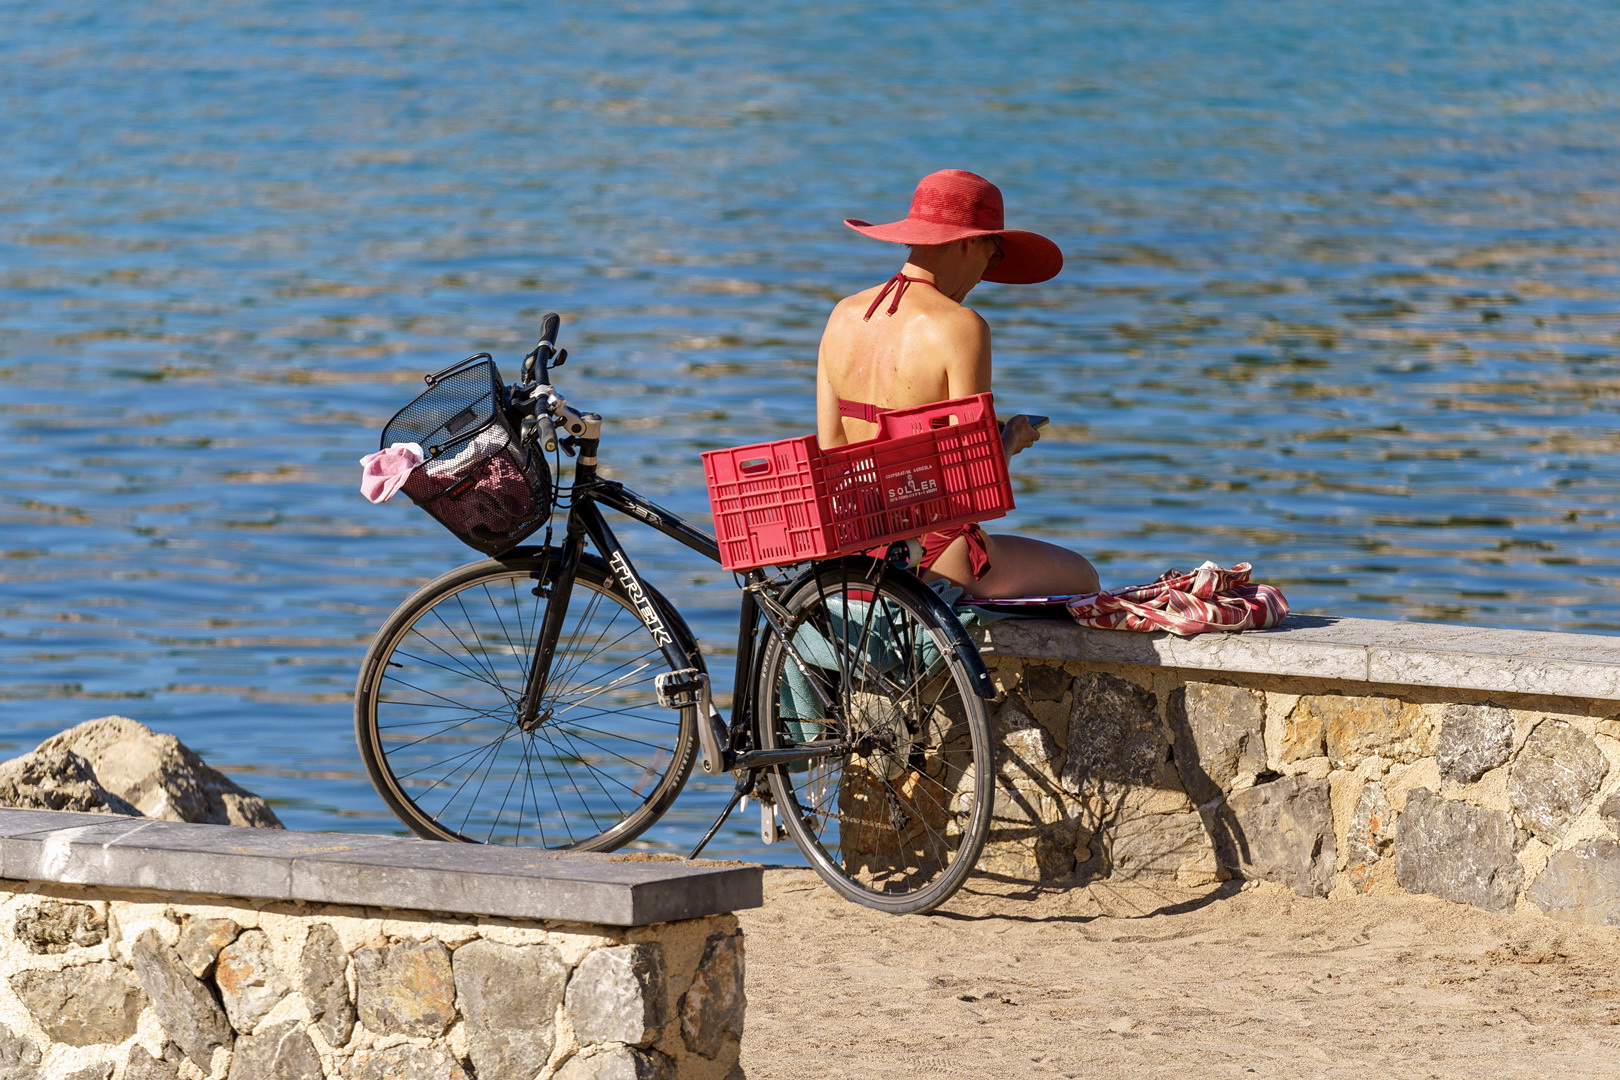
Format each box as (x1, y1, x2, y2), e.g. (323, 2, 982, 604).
(655, 668, 706, 709)
(760, 800, 784, 845)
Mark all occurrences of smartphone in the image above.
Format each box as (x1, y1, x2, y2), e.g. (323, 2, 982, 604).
(1026, 415, 1051, 429)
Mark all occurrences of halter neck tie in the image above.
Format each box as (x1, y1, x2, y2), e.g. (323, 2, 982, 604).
(863, 273, 938, 321)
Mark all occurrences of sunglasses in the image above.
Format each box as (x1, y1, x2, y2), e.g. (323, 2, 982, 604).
(986, 236, 1005, 270)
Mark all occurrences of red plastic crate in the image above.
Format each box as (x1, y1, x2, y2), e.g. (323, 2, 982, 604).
(702, 393, 1015, 572)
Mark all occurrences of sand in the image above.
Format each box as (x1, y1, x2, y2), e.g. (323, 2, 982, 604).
(736, 869, 1620, 1080)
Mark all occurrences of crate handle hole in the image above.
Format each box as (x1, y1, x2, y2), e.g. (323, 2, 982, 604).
(739, 457, 771, 474)
(929, 414, 962, 429)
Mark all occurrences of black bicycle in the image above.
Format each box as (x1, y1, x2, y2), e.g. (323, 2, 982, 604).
(355, 314, 996, 914)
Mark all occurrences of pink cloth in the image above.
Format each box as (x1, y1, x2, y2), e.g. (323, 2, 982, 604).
(359, 443, 424, 504)
(1066, 561, 1289, 636)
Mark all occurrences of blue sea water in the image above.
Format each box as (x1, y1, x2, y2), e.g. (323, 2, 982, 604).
(2, 0, 1618, 857)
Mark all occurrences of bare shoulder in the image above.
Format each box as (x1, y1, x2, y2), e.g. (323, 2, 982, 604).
(916, 299, 990, 349)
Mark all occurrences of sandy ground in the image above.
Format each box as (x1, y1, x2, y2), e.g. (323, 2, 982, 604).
(736, 869, 1620, 1080)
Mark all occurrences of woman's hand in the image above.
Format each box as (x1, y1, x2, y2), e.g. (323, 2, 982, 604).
(1001, 414, 1041, 458)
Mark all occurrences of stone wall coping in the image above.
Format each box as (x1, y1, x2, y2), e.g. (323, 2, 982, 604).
(0, 809, 761, 927)
(973, 613, 1620, 701)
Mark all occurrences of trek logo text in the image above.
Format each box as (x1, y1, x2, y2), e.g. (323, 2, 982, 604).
(610, 551, 673, 645)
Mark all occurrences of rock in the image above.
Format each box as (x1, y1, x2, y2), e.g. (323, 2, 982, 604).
(994, 698, 1063, 787)
(13, 899, 108, 954)
(0, 1023, 43, 1079)
(1344, 782, 1395, 890)
(9, 961, 145, 1047)
(353, 939, 456, 1038)
(34, 716, 282, 827)
(453, 939, 568, 1078)
(1508, 720, 1609, 843)
(130, 929, 234, 1070)
(1435, 703, 1516, 783)
(1224, 775, 1335, 897)
(1168, 682, 1265, 802)
(1304, 695, 1434, 765)
(341, 1045, 470, 1080)
(64, 1066, 113, 1080)
(124, 1043, 187, 1080)
(301, 923, 355, 1048)
(566, 944, 667, 1048)
(555, 1046, 674, 1080)
(0, 746, 140, 816)
(1061, 672, 1166, 791)
(1278, 698, 1326, 762)
(1527, 838, 1620, 925)
(1102, 810, 1217, 885)
(225, 1019, 323, 1080)
(176, 916, 240, 979)
(679, 931, 745, 1060)
(215, 929, 290, 1033)
(1602, 795, 1620, 840)
(1395, 788, 1523, 914)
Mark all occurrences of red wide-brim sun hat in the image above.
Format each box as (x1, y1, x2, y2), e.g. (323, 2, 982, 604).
(844, 169, 1063, 285)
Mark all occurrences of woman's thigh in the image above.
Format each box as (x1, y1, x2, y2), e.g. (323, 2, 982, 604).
(923, 532, 1099, 599)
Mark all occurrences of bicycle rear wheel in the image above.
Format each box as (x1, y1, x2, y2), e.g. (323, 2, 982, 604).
(355, 550, 699, 850)
(755, 559, 994, 914)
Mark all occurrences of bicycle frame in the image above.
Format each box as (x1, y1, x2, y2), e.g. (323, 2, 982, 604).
(502, 358, 995, 854)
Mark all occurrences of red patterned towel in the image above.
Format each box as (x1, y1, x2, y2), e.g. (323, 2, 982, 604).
(1066, 561, 1289, 636)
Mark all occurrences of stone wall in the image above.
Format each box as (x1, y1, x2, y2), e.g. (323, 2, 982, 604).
(0, 882, 743, 1080)
(0, 810, 759, 1079)
(971, 615, 1620, 925)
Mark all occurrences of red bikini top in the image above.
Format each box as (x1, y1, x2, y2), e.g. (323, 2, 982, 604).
(841, 273, 943, 422)
(862, 272, 938, 321)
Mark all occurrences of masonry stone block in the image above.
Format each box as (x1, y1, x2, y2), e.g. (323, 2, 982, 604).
(341, 1045, 470, 1080)
(64, 1064, 113, 1080)
(566, 943, 668, 1048)
(225, 1019, 322, 1080)
(10, 960, 145, 1047)
(1103, 810, 1218, 885)
(1435, 703, 1515, 783)
(13, 900, 107, 954)
(1298, 694, 1434, 765)
(1168, 682, 1265, 802)
(354, 939, 456, 1038)
(1395, 788, 1523, 913)
(1527, 837, 1620, 926)
(1602, 795, 1620, 840)
(124, 1042, 186, 1080)
(1224, 775, 1335, 896)
(215, 928, 290, 1033)
(300, 922, 355, 1049)
(131, 930, 234, 1070)
(1061, 672, 1166, 791)
(555, 1046, 674, 1080)
(680, 931, 745, 1060)
(1508, 719, 1609, 843)
(0, 1022, 43, 1078)
(1344, 781, 1395, 888)
(175, 916, 240, 978)
(453, 938, 568, 1078)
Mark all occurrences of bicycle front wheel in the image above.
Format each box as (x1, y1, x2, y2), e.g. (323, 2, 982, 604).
(355, 550, 699, 850)
(756, 559, 994, 914)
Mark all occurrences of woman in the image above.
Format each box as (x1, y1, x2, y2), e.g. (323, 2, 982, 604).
(816, 168, 1099, 598)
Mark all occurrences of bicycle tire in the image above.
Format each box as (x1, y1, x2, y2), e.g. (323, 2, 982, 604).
(355, 549, 700, 850)
(755, 558, 994, 914)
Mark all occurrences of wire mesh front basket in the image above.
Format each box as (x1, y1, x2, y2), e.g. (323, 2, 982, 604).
(380, 357, 551, 556)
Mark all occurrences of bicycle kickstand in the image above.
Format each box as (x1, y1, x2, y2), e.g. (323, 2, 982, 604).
(687, 773, 752, 859)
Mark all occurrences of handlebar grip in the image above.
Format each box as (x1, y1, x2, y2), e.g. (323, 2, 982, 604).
(538, 312, 561, 348)
(535, 412, 558, 453)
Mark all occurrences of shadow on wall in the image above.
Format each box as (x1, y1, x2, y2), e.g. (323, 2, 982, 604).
(979, 665, 1335, 898)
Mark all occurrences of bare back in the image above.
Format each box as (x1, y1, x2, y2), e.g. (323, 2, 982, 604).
(815, 279, 991, 448)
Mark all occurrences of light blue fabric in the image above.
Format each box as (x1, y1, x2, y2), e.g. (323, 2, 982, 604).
(776, 579, 1001, 725)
